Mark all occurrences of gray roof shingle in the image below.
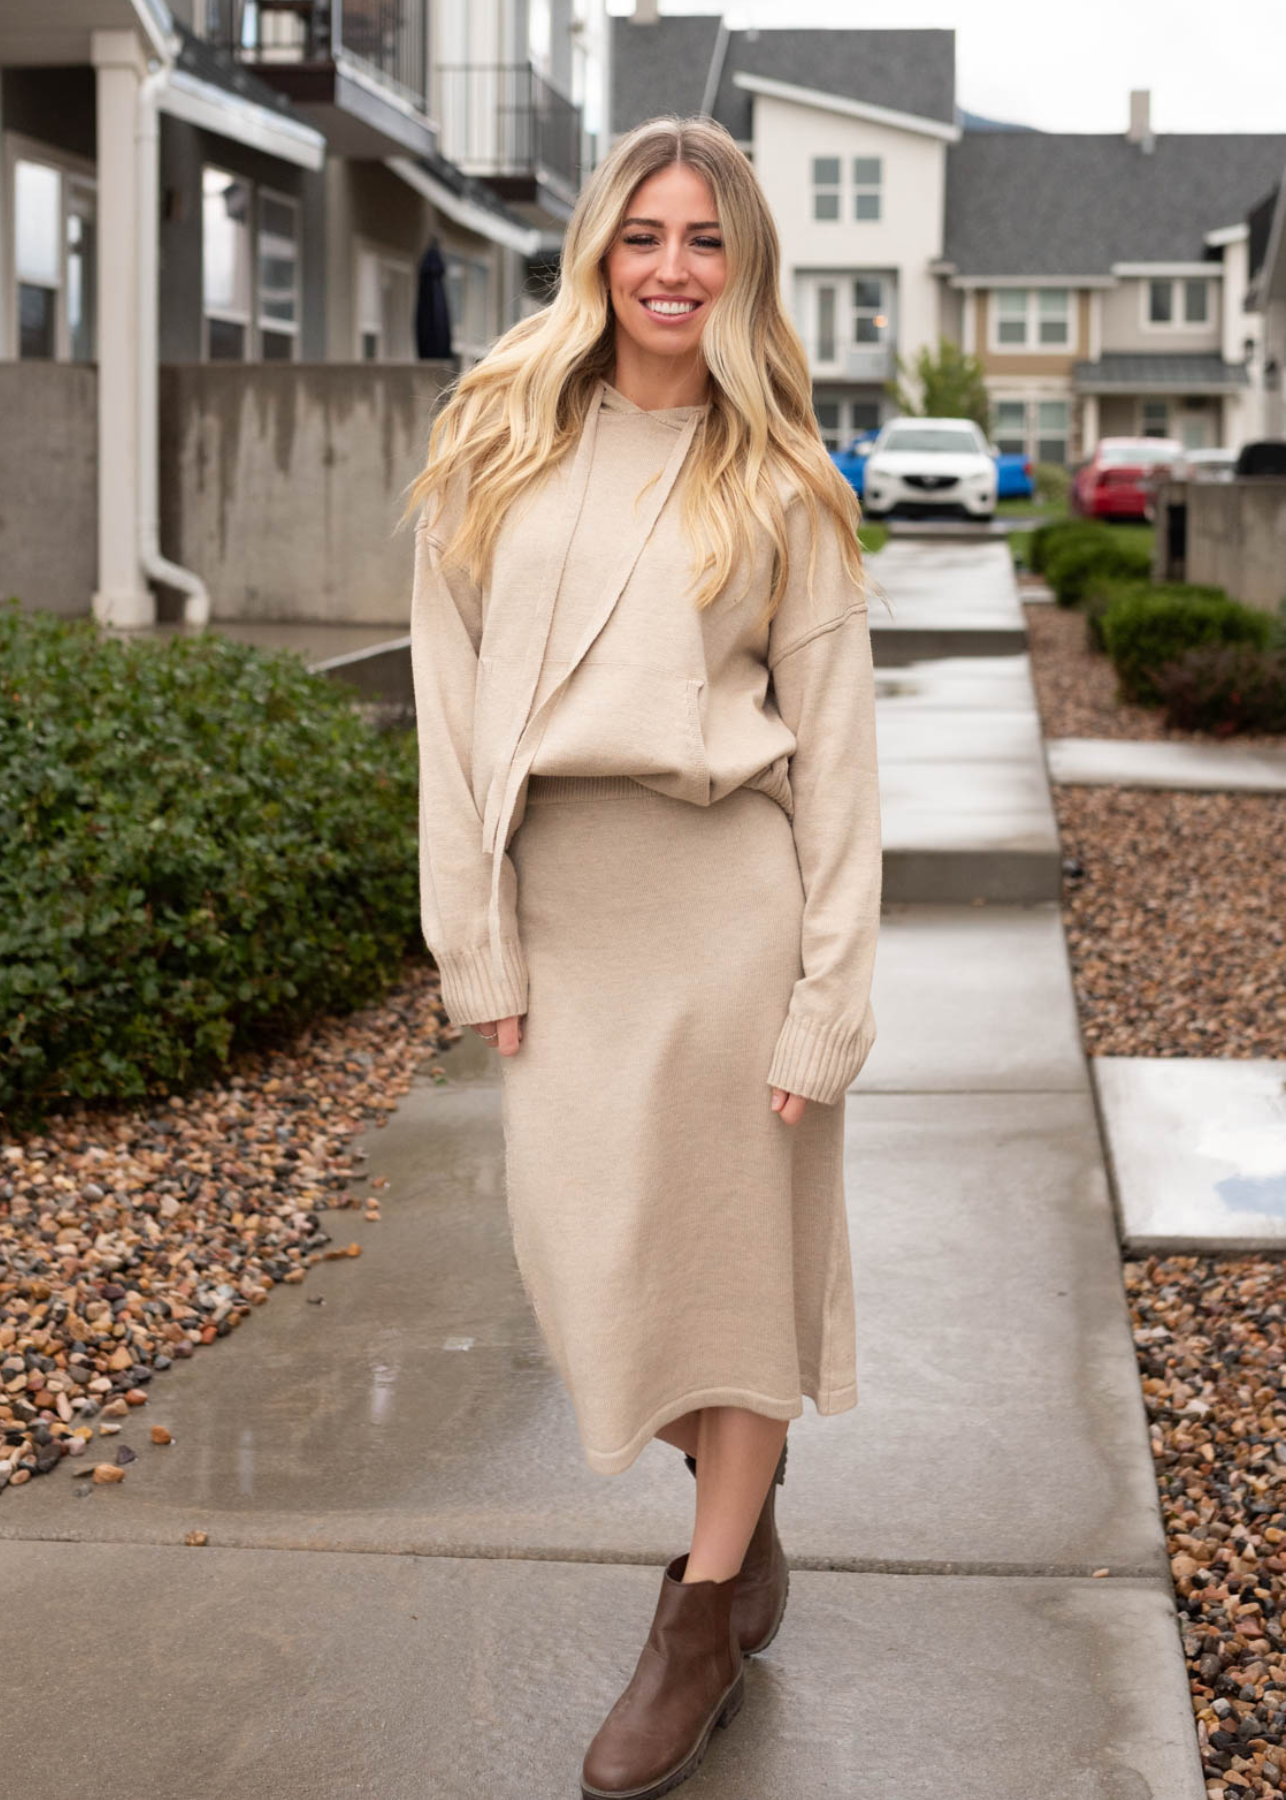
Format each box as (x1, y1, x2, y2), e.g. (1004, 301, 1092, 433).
(945, 133, 1286, 275)
(612, 19, 955, 140)
(1072, 352, 1249, 390)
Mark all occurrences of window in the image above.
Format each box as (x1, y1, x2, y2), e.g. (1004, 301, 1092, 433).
(1036, 400, 1068, 463)
(1141, 399, 1170, 438)
(811, 154, 882, 223)
(203, 167, 305, 360)
(853, 156, 882, 221)
(1146, 277, 1211, 330)
(992, 287, 1071, 350)
(812, 156, 840, 222)
(203, 167, 252, 359)
(257, 190, 300, 360)
(798, 271, 893, 371)
(8, 147, 97, 361)
(443, 249, 492, 364)
(990, 397, 1071, 465)
(994, 400, 1026, 455)
(357, 247, 415, 361)
(813, 395, 883, 451)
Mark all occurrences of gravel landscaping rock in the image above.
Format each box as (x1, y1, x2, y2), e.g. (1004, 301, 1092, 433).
(1024, 602, 1286, 749)
(1129, 1253, 1286, 1799)
(1052, 786, 1286, 1059)
(0, 960, 456, 1496)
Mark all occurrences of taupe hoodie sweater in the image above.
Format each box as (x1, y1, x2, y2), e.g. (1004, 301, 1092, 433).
(409, 377, 882, 1106)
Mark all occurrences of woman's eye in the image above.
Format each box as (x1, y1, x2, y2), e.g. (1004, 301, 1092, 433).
(621, 234, 723, 250)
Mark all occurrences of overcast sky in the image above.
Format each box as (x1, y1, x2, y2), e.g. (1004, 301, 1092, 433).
(606, 1, 1286, 135)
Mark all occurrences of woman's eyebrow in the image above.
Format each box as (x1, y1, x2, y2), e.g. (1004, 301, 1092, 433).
(620, 216, 722, 229)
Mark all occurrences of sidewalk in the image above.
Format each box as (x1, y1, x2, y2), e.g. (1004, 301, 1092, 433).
(0, 541, 1205, 1799)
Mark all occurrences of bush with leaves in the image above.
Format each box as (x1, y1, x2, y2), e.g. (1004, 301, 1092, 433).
(1153, 643, 1286, 735)
(1099, 587, 1273, 706)
(1044, 526, 1154, 607)
(1081, 577, 1228, 655)
(1028, 518, 1107, 577)
(1032, 463, 1071, 509)
(0, 601, 422, 1127)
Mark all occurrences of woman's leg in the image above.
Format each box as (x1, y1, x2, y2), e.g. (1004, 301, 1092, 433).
(683, 1405, 790, 1584)
(653, 1412, 701, 1458)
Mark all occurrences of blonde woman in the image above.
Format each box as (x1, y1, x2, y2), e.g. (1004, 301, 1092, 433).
(408, 114, 882, 1800)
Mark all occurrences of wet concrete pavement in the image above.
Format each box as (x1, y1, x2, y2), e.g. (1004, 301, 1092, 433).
(0, 538, 1206, 1799)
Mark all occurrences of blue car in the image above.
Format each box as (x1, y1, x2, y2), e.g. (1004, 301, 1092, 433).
(831, 434, 1035, 504)
(830, 430, 879, 498)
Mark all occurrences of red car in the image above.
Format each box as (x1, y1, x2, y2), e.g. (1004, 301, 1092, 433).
(1070, 436, 1184, 520)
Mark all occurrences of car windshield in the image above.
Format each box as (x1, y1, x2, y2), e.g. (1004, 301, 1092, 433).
(880, 428, 982, 455)
(1099, 443, 1178, 466)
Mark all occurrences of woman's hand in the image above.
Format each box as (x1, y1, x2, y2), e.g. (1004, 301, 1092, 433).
(770, 1088, 807, 1125)
(472, 1015, 524, 1056)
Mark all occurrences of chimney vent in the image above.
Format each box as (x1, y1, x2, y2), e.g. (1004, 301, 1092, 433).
(1127, 88, 1155, 153)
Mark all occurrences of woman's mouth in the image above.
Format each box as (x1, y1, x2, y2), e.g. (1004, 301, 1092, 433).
(640, 297, 702, 318)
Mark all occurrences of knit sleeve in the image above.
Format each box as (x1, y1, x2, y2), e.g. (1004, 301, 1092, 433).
(763, 495, 882, 1105)
(409, 471, 529, 1026)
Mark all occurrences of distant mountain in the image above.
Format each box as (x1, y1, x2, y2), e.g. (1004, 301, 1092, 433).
(958, 108, 1040, 132)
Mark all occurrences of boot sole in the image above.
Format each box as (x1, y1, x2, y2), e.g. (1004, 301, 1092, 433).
(740, 1563, 790, 1657)
(580, 1666, 745, 1800)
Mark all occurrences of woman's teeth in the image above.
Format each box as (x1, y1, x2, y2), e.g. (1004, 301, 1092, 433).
(643, 299, 698, 315)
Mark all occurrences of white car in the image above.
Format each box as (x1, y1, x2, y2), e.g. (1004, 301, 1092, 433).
(861, 416, 998, 522)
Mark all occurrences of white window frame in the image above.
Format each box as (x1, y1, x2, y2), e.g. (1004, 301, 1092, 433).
(255, 185, 301, 361)
(202, 163, 254, 361)
(443, 245, 493, 367)
(988, 285, 1073, 353)
(852, 155, 882, 222)
(203, 167, 305, 362)
(1141, 275, 1212, 332)
(811, 155, 841, 223)
(797, 269, 894, 374)
(988, 394, 1072, 466)
(355, 240, 416, 362)
(1, 131, 97, 362)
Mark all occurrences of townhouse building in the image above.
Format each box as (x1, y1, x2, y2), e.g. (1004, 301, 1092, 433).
(0, 0, 610, 620)
(612, 14, 1286, 465)
(1246, 173, 1286, 441)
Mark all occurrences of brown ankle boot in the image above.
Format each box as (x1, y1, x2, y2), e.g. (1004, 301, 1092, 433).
(580, 1552, 744, 1800)
(684, 1435, 789, 1655)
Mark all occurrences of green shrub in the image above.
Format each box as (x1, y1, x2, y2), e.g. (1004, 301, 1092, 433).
(0, 601, 421, 1127)
(1044, 527, 1154, 607)
(1028, 517, 1103, 576)
(1099, 588, 1274, 705)
(1032, 463, 1071, 509)
(1154, 644, 1286, 734)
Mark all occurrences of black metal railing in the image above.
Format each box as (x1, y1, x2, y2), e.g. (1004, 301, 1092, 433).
(204, 0, 428, 112)
(433, 63, 584, 194)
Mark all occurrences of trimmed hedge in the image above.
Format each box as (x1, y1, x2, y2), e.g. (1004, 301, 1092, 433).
(1099, 588, 1273, 705)
(1154, 644, 1286, 734)
(1043, 525, 1154, 607)
(1028, 518, 1101, 576)
(0, 601, 421, 1127)
(1081, 578, 1229, 655)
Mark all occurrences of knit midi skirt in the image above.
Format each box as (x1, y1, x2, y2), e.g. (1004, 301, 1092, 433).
(498, 771, 858, 1477)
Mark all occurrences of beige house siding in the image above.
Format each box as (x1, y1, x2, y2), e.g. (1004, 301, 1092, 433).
(976, 289, 1089, 375)
(1100, 273, 1223, 354)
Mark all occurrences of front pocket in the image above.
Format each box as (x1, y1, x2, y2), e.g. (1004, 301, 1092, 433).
(525, 659, 712, 806)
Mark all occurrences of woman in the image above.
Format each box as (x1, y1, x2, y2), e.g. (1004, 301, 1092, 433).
(407, 114, 882, 1800)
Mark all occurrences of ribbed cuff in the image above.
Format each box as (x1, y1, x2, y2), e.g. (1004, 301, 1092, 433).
(430, 938, 529, 1026)
(766, 1009, 876, 1106)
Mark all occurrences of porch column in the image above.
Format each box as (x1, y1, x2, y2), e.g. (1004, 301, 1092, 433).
(1080, 393, 1099, 458)
(91, 29, 151, 625)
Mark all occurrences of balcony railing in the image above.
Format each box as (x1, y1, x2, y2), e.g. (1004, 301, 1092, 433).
(433, 63, 584, 197)
(204, 0, 428, 113)
(809, 342, 896, 383)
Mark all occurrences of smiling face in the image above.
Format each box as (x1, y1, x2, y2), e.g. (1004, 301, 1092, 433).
(603, 162, 727, 365)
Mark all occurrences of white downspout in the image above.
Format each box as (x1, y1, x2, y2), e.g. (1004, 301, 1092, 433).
(138, 63, 211, 626)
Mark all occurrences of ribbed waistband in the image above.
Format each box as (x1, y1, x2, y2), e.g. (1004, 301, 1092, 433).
(525, 774, 657, 806)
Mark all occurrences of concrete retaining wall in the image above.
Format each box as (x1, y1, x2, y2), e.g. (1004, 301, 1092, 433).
(0, 364, 98, 616)
(159, 362, 456, 623)
(1184, 478, 1286, 613)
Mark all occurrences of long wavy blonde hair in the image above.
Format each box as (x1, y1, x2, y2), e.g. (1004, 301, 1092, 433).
(404, 113, 882, 625)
